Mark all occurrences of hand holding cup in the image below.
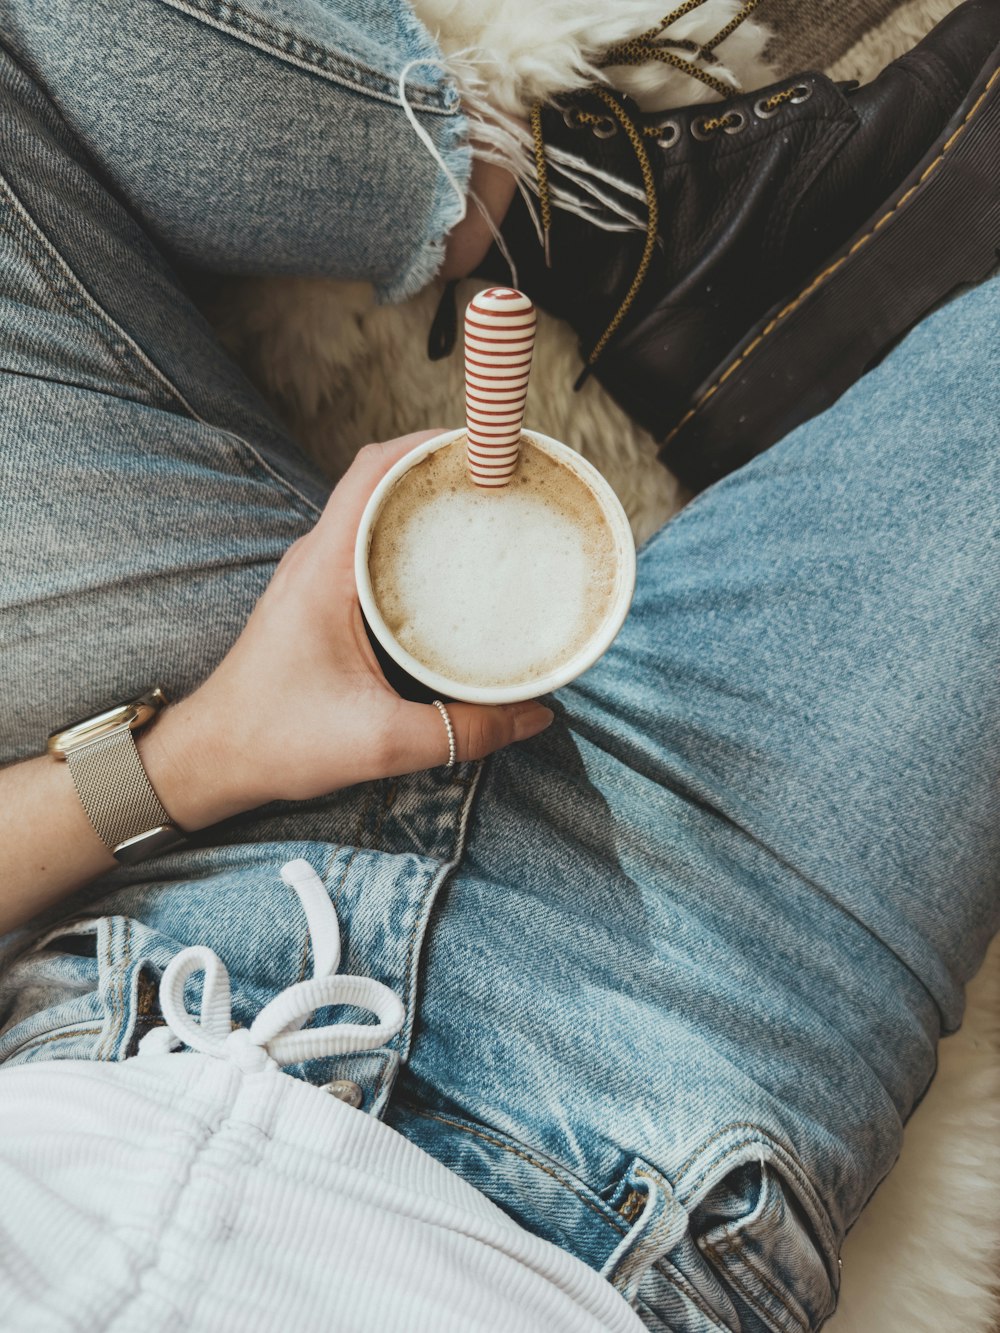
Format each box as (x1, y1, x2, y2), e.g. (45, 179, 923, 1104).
(355, 289, 636, 704)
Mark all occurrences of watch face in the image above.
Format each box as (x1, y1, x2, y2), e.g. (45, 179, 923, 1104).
(47, 687, 169, 757)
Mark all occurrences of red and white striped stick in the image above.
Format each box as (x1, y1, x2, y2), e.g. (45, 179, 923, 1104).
(464, 287, 536, 488)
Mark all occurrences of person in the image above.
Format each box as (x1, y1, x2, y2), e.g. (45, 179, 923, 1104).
(0, 2, 997, 1330)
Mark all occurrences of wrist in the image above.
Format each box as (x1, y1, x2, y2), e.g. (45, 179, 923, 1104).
(137, 691, 256, 832)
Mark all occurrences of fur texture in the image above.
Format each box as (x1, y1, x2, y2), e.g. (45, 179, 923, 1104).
(415, 0, 777, 113)
(208, 2, 1000, 1328)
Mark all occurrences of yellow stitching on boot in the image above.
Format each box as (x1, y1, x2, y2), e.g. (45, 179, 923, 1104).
(665, 64, 1000, 445)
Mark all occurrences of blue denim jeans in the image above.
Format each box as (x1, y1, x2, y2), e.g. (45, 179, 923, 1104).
(1, 7, 997, 1332)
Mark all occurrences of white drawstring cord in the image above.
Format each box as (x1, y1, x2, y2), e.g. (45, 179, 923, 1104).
(139, 859, 405, 1072)
(398, 58, 521, 288)
(399, 59, 469, 228)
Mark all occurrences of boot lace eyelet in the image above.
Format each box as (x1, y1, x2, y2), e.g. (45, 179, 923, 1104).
(789, 83, 813, 104)
(652, 119, 681, 149)
(690, 109, 746, 141)
(562, 107, 586, 130)
(592, 115, 618, 139)
(530, 0, 785, 372)
(753, 96, 783, 120)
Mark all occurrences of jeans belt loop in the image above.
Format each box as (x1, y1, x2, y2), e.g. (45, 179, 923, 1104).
(601, 1156, 689, 1302)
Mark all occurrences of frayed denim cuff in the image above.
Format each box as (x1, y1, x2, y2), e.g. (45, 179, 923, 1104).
(374, 98, 471, 305)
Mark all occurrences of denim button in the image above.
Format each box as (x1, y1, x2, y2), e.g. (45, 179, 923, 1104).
(323, 1079, 363, 1108)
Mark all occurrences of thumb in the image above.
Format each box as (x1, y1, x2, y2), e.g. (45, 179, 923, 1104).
(390, 699, 554, 773)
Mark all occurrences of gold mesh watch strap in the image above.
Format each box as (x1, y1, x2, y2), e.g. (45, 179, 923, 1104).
(66, 727, 175, 851)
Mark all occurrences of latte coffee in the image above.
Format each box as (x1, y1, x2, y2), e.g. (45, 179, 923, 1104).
(367, 434, 622, 691)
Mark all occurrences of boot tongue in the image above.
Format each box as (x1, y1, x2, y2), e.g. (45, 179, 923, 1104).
(474, 178, 647, 345)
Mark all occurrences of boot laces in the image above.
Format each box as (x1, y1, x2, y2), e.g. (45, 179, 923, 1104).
(531, 0, 803, 375)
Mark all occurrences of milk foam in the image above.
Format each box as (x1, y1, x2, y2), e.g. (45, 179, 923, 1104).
(368, 437, 619, 688)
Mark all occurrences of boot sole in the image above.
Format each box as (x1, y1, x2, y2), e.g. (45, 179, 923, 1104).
(659, 48, 1000, 491)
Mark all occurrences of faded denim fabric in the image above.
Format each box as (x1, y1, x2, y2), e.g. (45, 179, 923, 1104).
(0, 7, 998, 1333)
(390, 275, 1000, 1327)
(0, 0, 468, 302)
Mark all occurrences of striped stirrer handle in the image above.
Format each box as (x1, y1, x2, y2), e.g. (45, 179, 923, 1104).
(464, 287, 536, 488)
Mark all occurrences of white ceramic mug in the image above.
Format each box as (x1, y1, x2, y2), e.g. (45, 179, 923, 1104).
(354, 427, 636, 705)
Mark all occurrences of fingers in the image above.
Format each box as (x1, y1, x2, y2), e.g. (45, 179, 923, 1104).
(447, 700, 555, 763)
(315, 430, 444, 563)
(384, 699, 554, 775)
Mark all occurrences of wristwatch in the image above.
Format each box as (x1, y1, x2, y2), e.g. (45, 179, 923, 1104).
(48, 687, 186, 865)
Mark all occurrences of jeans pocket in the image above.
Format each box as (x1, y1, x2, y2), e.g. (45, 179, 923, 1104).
(391, 1103, 741, 1333)
(0, 915, 166, 1066)
(692, 1149, 839, 1333)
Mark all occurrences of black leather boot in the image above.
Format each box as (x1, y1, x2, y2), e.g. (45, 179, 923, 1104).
(479, 0, 1000, 490)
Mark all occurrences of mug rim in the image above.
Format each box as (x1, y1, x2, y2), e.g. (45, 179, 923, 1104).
(354, 427, 637, 705)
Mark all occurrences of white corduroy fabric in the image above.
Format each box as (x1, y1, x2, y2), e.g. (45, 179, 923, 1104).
(0, 1053, 644, 1331)
(0, 860, 642, 1333)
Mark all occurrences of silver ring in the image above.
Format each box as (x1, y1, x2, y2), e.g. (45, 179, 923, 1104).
(432, 700, 457, 769)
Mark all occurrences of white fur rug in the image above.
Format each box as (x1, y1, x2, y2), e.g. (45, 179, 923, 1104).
(208, 1, 1000, 1328)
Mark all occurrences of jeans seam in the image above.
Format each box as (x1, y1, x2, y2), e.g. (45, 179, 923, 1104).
(98, 916, 133, 1062)
(154, 0, 459, 114)
(332, 847, 360, 917)
(295, 928, 311, 985)
(682, 1138, 836, 1258)
(0, 197, 171, 406)
(97, 918, 117, 1062)
(649, 1254, 734, 1332)
(395, 762, 483, 1059)
(403, 1108, 733, 1332)
(0, 168, 322, 522)
(5, 1027, 103, 1059)
(368, 783, 396, 852)
(702, 1234, 808, 1333)
(674, 1122, 789, 1182)
(404, 1106, 627, 1231)
(678, 1130, 839, 1330)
